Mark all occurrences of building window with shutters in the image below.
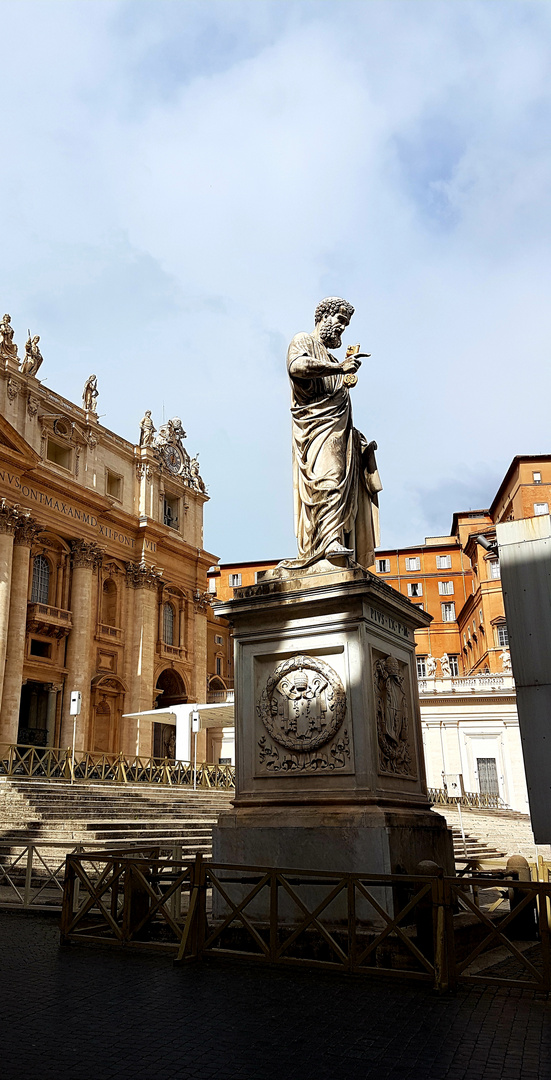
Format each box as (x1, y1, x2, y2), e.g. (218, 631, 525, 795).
(436, 554, 452, 569)
(31, 555, 50, 604)
(407, 582, 422, 597)
(376, 558, 390, 573)
(489, 560, 500, 579)
(441, 602, 456, 622)
(163, 602, 175, 645)
(497, 624, 509, 647)
(438, 581, 454, 595)
(229, 573, 242, 587)
(405, 557, 420, 572)
(534, 502, 549, 516)
(449, 655, 459, 676)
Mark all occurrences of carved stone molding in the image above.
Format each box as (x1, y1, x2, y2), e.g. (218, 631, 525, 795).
(70, 538, 104, 569)
(193, 590, 211, 614)
(0, 499, 21, 535)
(27, 393, 39, 418)
(125, 560, 163, 590)
(257, 654, 346, 754)
(7, 377, 21, 402)
(136, 461, 153, 482)
(374, 654, 413, 776)
(14, 514, 42, 547)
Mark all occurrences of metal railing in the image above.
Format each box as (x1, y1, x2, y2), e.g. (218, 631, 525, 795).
(429, 787, 507, 810)
(0, 743, 235, 789)
(59, 851, 551, 992)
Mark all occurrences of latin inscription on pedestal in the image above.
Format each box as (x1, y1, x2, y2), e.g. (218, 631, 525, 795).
(256, 654, 354, 776)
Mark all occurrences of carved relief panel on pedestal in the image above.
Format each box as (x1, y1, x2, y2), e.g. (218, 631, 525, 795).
(256, 654, 353, 775)
(373, 650, 417, 779)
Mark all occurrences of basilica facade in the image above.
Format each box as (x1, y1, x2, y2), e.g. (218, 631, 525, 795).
(0, 318, 231, 761)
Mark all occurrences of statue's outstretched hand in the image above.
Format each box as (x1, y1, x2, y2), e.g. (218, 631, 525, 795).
(342, 355, 362, 374)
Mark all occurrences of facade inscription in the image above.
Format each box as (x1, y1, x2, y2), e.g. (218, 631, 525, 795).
(0, 470, 156, 552)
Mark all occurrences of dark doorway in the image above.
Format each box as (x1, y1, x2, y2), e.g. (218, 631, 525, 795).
(153, 723, 177, 761)
(18, 682, 50, 746)
(155, 668, 187, 710)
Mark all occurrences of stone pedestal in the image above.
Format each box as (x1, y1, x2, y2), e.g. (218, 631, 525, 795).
(212, 562, 453, 902)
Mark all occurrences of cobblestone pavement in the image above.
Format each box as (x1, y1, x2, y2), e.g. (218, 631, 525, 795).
(1, 911, 550, 1080)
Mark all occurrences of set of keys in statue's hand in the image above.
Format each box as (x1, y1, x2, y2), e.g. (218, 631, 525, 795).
(342, 342, 370, 388)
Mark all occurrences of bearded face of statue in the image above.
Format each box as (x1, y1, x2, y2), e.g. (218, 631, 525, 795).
(318, 311, 350, 350)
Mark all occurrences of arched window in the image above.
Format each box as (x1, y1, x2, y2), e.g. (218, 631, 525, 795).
(102, 579, 117, 626)
(31, 555, 50, 604)
(163, 602, 175, 645)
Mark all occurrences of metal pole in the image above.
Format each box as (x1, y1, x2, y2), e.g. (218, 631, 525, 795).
(70, 716, 76, 786)
(193, 729, 197, 790)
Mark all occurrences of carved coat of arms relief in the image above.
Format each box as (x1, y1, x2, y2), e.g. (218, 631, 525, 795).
(256, 655, 351, 774)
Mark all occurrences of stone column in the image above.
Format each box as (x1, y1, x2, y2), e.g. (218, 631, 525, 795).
(126, 562, 163, 757)
(0, 515, 42, 746)
(0, 501, 20, 732)
(193, 593, 209, 703)
(60, 540, 103, 748)
(46, 683, 61, 745)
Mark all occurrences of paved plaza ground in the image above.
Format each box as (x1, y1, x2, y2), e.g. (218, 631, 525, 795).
(1, 911, 550, 1080)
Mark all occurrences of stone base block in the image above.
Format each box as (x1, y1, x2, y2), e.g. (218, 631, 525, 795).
(212, 804, 454, 924)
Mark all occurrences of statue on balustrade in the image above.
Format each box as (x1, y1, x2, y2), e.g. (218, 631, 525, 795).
(20, 333, 43, 377)
(83, 374, 99, 412)
(285, 297, 382, 570)
(139, 410, 156, 448)
(0, 314, 18, 362)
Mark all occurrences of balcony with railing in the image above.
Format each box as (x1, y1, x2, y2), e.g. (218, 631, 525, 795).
(96, 623, 124, 643)
(418, 674, 515, 696)
(206, 680, 234, 704)
(27, 603, 72, 639)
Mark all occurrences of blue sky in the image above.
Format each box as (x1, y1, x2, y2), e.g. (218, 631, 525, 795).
(2, 0, 551, 559)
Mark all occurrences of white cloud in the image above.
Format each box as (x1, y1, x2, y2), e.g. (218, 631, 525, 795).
(1, 1, 551, 558)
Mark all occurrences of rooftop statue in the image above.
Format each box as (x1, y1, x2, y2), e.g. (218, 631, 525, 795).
(0, 314, 18, 362)
(20, 333, 43, 377)
(83, 374, 99, 412)
(139, 410, 156, 448)
(286, 297, 382, 570)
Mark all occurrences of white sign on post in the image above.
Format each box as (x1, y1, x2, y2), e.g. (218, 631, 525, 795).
(69, 691, 82, 716)
(496, 514, 551, 843)
(69, 690, 82, 786)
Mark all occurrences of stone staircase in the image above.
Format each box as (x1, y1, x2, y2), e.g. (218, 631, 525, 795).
(433, 805, 551, 865)
(0, 777, 234, 862)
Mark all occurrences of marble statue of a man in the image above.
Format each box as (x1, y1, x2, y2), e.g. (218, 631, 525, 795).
(287, 297, 382, 570)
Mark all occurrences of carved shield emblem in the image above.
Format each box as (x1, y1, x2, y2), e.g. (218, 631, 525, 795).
(257, 655, 346, 752)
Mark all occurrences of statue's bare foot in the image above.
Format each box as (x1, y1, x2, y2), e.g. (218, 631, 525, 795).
(326, 541, 354, 557)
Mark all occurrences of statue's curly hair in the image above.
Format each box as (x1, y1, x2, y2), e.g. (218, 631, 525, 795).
(314, 297, 354, 324)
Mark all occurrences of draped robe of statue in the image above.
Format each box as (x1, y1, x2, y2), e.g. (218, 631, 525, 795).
(287, 332, 382, 571)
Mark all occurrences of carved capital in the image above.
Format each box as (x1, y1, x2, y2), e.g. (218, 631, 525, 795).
(14, 513, 42, 547)
(125, 560, 163, 590)
(70, 538, 104, 569)
(193, 589, 211, 614)
(0, 499, 21, 535)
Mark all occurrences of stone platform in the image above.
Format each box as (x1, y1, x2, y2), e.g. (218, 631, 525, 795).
(212, 563, 453, 902)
